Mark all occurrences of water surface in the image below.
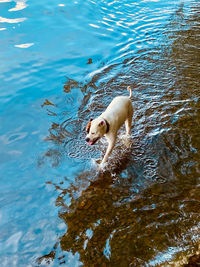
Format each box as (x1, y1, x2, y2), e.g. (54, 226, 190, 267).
(0, 0, 200, 266)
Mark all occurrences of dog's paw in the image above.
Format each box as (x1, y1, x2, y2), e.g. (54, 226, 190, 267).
(91, 159, 108, 170)
(99, 161, 108, 170)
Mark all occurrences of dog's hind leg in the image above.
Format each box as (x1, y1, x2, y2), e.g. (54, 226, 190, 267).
(125, 104, 133, 135)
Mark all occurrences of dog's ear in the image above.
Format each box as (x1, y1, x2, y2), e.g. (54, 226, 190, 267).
(98, 120, 105, 127)
(86, 118, 93, 133)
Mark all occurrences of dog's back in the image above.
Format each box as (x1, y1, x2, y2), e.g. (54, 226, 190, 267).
(101, 88, 133, 130)
(104, 95, 131, 113)
(102, 86, 132, 118)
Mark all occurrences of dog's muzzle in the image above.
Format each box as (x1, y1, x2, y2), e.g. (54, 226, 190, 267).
(85, 137, 99, 145)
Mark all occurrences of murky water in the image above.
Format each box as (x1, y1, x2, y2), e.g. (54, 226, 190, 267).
(0, 0, 200, 266)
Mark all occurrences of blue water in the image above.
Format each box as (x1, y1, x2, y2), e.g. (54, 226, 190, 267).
(0, 0, 200, 266)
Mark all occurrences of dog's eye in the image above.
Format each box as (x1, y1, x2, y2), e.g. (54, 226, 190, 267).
(91, 132, 95, 135)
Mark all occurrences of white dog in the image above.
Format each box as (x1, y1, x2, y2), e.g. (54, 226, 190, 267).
(85, 86, 133, 166)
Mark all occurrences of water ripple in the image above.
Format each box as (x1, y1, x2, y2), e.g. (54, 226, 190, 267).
(0, 16, 26, 23)
(9, 0, 28, 12)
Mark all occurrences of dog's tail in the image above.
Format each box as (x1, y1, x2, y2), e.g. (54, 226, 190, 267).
(127, 86, 132, 99)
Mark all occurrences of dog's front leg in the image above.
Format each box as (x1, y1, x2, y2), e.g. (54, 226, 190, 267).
(100, 134, 116, 165)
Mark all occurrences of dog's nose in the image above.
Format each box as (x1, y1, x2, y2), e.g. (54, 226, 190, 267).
(85, 137, 90, 142)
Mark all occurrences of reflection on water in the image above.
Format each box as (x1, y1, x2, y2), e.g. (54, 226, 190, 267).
(0, 0, 200, 266)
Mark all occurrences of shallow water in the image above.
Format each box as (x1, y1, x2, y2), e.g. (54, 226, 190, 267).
(0, 0, 200, 266)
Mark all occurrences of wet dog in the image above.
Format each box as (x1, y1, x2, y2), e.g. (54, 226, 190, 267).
(85, 86, 133, 166)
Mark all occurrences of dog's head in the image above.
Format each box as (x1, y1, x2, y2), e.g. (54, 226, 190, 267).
(85, 118, 107, 145)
